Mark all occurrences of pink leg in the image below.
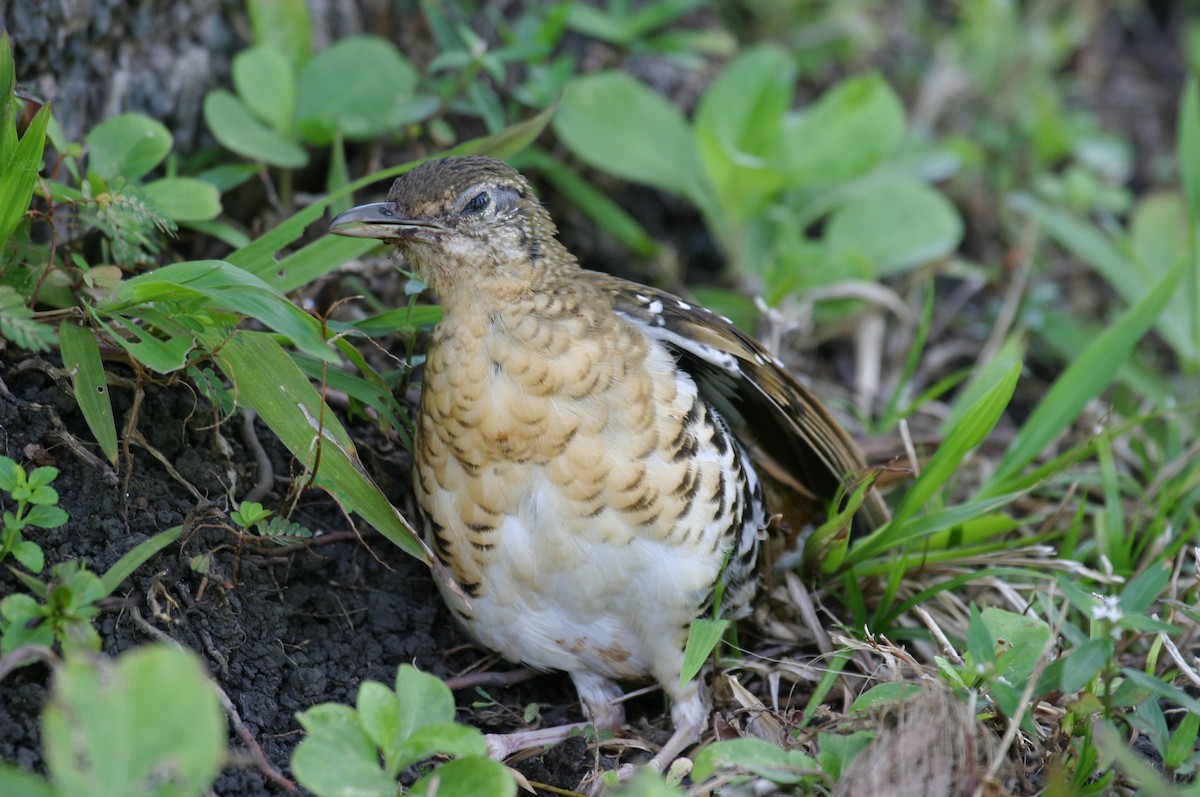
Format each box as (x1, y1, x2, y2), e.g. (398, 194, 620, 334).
(484, 671, 625, 760)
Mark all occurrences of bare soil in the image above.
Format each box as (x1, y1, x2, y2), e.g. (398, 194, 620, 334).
(0, 349, 600, 794)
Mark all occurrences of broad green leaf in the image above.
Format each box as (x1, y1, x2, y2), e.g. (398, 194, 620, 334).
(1040, 638, 1111, 695)
(24, 505, 66, 528)
(11, 540, 44, 573)
(694, 45, 793, 222)
(393, 664, 455, 742)
(43, 646, 224, 797)
(58, 322, 118, 464)
(233, 45, 297, 133)
(825, 180, 963, 276)
(0, 102, 49, 246)
(295, 37, 423, 144)
(410, 757, 515, 797)
(692, 737, 815, 785)
(0, 764, 55, 797)
(248, 0, 311, 69)
(783, 73, 906, 188)
(815, 731, 874, 780)
(982, 255, 1188, 493)
(142, 177, 222, 222)
(849, 682, 922, 712)
(85, 113, 172, 182)
(355, 681, 401, 767)
(204, 90, 309, 168)
(293, 704, 396, 797)
(680, 618, 729, 686)
(555, 71, 704, 204)
(209, 330, 430, 564)
(1120, 563, 1170, 615)
(982, 607, 1051, 685)
(393, 722, 488, 772)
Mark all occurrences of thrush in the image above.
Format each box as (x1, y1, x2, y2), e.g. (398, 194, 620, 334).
(330, 156, 888, 770)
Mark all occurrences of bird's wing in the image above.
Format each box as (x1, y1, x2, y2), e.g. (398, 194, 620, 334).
(587, 270, 890, 535)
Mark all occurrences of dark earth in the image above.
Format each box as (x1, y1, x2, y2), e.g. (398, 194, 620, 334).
(0, 348, 612, 794)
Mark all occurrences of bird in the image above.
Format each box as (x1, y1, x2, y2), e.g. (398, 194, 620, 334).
(329, 155, 888, 772)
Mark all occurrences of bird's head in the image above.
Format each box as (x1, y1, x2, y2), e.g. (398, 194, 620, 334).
(329, 156, 571, 305)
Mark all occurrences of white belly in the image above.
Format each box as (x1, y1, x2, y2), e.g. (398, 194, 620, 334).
(435, 472, 721, 680)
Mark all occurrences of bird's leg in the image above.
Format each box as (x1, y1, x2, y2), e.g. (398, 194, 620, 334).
(484, 671, 625, 760)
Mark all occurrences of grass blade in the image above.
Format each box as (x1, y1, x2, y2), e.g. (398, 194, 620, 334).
(981, 256, 1188, 495)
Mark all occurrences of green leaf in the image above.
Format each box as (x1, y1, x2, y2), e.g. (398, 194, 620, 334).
(295, 37, 423, 145)
(825, 180, 963, 276)
(982, 607, 1051, 685)
(1040, 638, 1111, 695)
(849, 682, 922, 712)
(248, 0, 311, 69)
(1128, 192, 1197, 361)
(692, 737, 815, 785)
(410, 757, 515, 797)
(0, 102, 49, 246)
(555, 71, 704, 204)
(209, 330, 431, 563)
(99, 526, 183, 598)
(886, 363, 1019, 532)
(693, 45, 794, 224)
(0, 764, 55, 797)
(141, 177, 222, 222)
(679, 618, 729, 686)
(85, 113, 172, 182)
(393, 722, 488, 772)
(59, 322, 118, 464)
(11, 540, 44, 574)
(783, 73, 906, 188)
(43, 646, 224, 797)
(355, 680, 400, 762)
(234, 45, 297, 133)
(293, 704, 396, 797)
(1119, 563, 1170, 615)
(1180, 77, 1200, 224)
(107, 259, 335, 362)
(23, 504, 68, 529)
(1165, 711, 1200, 769)
(940, 334, 1027, 435)
(393, 664, 455, 741)
(269, 234, 378, 292)
(982, 255, 1188, 494)
(204, 90, 309, 168)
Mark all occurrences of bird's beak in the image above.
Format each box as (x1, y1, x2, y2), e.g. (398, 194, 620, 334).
(329, 202, 448, 240)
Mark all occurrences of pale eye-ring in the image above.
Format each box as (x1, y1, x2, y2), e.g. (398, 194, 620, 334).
(462, 191, 491, 214)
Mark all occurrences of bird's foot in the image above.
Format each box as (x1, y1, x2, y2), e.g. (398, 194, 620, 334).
(483, 721, 597, 760)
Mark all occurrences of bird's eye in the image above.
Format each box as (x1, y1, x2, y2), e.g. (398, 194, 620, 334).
(463, 191, 491, 214)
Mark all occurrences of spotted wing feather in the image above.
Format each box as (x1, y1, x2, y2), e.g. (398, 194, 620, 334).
(589, 270, 890, 535)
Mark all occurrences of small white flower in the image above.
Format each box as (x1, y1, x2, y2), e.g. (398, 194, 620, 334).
(1091, 595, 1122, 623)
